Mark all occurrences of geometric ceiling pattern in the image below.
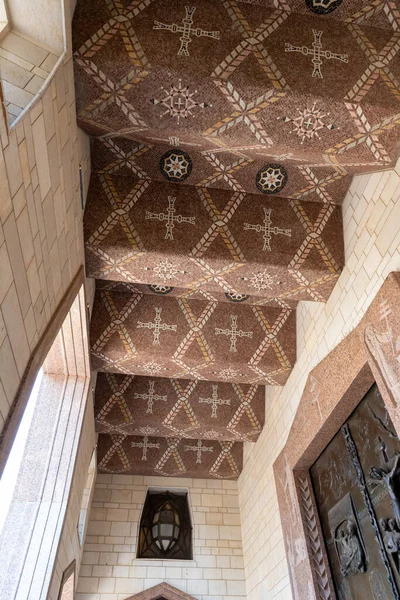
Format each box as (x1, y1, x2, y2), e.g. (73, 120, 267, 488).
(90, 286, 296, 385)
(84, 158, 344, 303)
(73, 0, 400, 478)
(95, 372, 265, 442)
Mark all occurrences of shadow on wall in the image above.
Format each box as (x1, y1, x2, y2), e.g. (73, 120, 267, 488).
(0, 0, 64, 126)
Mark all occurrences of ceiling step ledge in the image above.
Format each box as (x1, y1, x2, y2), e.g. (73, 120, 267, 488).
(94, 372, 265, 443)
(90, 287, 296, 386)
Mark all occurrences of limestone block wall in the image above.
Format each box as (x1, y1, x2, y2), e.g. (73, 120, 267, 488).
(0, 49, 90, 433)
(76, 475, 246, 600)
(238, 162, 400, 600)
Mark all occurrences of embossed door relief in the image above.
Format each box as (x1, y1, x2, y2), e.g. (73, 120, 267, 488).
(310, 384, 400, 600)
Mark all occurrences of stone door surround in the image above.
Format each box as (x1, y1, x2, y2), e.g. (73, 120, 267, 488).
(124, 582, 197, 600)
(274, 272, 400, 600)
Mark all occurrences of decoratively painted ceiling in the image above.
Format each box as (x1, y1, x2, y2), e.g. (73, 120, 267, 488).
(73, 0, 400, 479)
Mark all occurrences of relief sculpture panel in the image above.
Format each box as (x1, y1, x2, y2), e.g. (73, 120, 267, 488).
(311, 384, 400, 599)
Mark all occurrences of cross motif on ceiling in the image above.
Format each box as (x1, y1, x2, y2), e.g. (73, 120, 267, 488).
(153, 6, 220, 56)
(137, 307, 177, 345)
(145, 196, 196, 241)
(133, 380, 167, 414)
(184, 439, 214, 464)
(131, 436, 160, 461)
(199, 384, 231, 418)
(244, 208, 292, 252)
(215, 314, 253, 353)
(151, 80, 210, 124)
(285, 29, 349, 79)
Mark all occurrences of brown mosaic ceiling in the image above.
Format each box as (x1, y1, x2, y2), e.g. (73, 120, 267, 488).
(95, 372, 265, 441)
(84, 148, 344, 301)
(97, 433, 243, 479)
(90, 286, 296, 385)
(73, 0, 400, 171)
(73, 0, 400, 478)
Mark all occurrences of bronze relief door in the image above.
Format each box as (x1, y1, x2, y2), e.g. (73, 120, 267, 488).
(310, 384, 400, 599)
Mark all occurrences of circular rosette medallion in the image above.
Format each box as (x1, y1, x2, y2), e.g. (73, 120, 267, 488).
(256, 164, 288, 194)
(160, 148, 192, 182)
(224, 292, 249, 303)
(305, 0, 342, 14)
(148, 285, 174, 295)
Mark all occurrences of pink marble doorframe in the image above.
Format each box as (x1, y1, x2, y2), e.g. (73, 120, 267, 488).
(274, 272, 400, 600)
(124, 582, 197, 600)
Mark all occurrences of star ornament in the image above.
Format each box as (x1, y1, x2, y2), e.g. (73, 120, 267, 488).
(160, 149, 192, 182)
(282, 103, 336, 144)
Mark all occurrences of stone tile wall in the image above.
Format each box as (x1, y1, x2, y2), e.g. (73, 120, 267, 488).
(0, 44, 90, 434)
(0, 3, 95, 597)
(0, 31, 60, 125)
(238, 162, 400, 600)
(76, 475, 246, 600)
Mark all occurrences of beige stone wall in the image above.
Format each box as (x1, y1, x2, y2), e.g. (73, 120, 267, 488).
(76, 475, 246, 600)
(238, 163, 400, 600)
(0, 48, 90, 433)
(0, 4, 96, 598)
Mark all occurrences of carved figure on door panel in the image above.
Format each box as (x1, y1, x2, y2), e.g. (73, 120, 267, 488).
(381, 518, 400, 572)
(364, 301, 400, 406)
(334, 519, 366, 577)
(370, 454, 400, 528)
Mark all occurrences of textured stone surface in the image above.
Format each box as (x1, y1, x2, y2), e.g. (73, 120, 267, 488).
(274, 272, 400, 600)
(73, 0, 400, 172)
(84, 156, 344, 301)
(90, 287, 296, 385)
(98, 433, 243, 479)
(238, 162, 400, 600)
(95, 372, 265, 442)
(76, 474, 246, 600)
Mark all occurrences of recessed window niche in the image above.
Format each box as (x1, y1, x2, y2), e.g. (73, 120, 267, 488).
(0, 270, 91, 600)
(137, 489, 193, 560)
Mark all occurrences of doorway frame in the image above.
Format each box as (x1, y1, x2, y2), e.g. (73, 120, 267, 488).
(274, 272, 400, 599)
(124, 582, 198, 600)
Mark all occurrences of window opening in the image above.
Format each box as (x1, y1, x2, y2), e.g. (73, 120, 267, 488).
(0, 0, 8, 39)
(0, 368, 43, 535)
(77, 449, 96, 545)
(138, 490, 192, 560)
(57, 561, 75, 600)
(0, 282, 90, 600)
